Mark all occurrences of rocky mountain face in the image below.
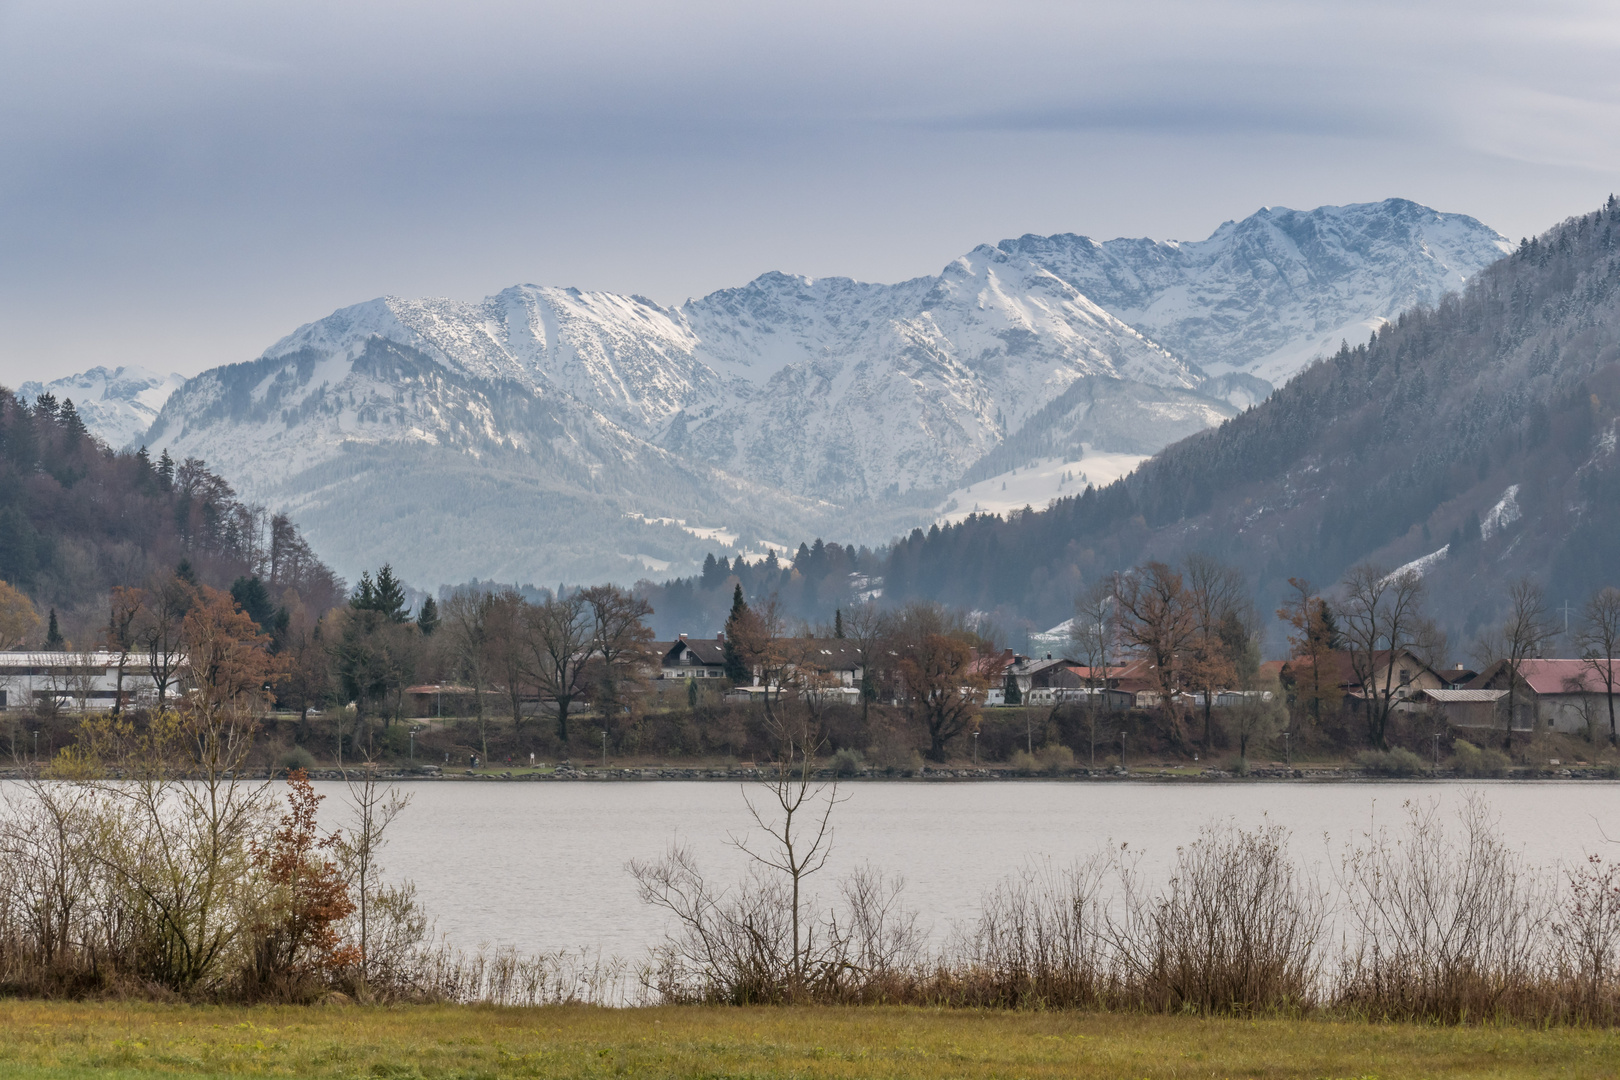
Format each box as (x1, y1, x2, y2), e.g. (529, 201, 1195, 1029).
(123, 199, 1504, 589)
(18, 366, 186, 451)
(880, 199, 1620, 647)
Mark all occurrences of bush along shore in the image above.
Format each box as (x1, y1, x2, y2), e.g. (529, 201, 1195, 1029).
(6, 711, 1620, 1030)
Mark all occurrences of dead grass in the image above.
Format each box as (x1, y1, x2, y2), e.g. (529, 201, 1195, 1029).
(1, 1000, 1619, 1079)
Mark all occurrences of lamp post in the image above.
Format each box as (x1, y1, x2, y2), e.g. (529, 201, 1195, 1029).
(1283, 731, 1291, 768)
(32, 729, 39, 763)
(1119, 730, 1126, 771)
(973, 729, 979, 766)
(1433, 732, 1441, 771)
(410, 727, 418, 762)
(602, 730, 608, 771)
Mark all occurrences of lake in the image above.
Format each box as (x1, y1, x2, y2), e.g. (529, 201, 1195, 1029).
(309, 779, 1620, 958)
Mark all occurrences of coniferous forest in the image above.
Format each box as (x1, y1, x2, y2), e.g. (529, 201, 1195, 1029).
(0, 387, 344, 642)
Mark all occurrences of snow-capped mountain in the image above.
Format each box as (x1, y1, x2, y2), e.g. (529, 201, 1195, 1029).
(1003, 198, 1510, 388)
(123, 199, 1505, 588)
(18, 366, 186, 450)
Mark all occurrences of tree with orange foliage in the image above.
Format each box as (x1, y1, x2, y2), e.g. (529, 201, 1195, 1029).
(247, 769, 359, 995)
(182, 585, 288, 727)
(1276, 577, 1342, 729)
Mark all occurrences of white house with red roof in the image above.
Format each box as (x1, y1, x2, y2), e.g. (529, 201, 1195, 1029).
(1471, 658, 1620, 735)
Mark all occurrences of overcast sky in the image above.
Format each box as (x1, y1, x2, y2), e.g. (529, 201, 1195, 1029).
(2, 0, 1618, 383)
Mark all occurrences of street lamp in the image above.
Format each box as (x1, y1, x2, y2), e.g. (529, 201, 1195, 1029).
(410, 727, 418, 762)
(1283, 731, 1291, 768)
(973, 729, 980, 766)
(1119, 730, 1126, 771)
(32, 729, 38, 763)
(1433, 732, 1441, 771)
(602, 730, 609, 771)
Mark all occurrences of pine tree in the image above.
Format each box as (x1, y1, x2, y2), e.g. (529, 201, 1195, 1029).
(230, 575, 277, 632)
(834, 608, 845, 638)
(44, 608, 63, 651)
(372, 563, 409, 622)
(722, 583, 751, 681)
(416, 595, 439, 635)
(351, 571, 377, 611)
(157, 449, 175, 491)
(700, 552, 722, 589)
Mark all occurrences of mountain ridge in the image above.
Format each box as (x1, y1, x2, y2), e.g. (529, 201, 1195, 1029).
(119, 199, 1509, 588)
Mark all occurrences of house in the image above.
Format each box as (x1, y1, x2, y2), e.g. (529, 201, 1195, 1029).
(1283, 648, 1448, 712)
(0, 651, 178, 712)
(658, 635, 728, 680)
(1470, 659, 1620, 734)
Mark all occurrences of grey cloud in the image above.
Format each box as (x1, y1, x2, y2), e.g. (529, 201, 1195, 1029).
(1, 0, 1618, 383)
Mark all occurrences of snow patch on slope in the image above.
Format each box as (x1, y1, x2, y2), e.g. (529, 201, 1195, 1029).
(1481, 485, 1522, 540)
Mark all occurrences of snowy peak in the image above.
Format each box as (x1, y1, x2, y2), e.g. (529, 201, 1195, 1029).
(18, 365, 187, 450)
(997, 198, 1509, 385)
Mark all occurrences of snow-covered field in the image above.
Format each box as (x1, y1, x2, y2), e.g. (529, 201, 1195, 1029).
(935, 448, 1150, 525)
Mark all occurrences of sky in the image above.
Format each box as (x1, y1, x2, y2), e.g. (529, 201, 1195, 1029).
(3, 0, 1620, 384)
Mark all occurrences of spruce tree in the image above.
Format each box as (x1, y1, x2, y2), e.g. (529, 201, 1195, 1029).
(351, 571, 377, 611)
(722, 583, 751, 681)
(44, 608, 63, 651)
(230, 576, 276, 632)
(416, 595, 440, 635)
(157, 449, 175, 491)
(372, 563, 409, 622)
(175, 558, 197, 586)
(834, 608, 844, 638)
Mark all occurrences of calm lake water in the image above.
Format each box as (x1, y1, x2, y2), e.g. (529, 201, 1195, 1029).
(308, 780, 1620, 958)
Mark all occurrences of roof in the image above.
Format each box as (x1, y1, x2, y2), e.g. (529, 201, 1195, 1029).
(1420, 688, 1507, 703)
(790, 640, 866, 670)
(662, 639, 727, 666)
(1477, 658, 1618, 695)
(1283, 649, 1435, 689)
(0, 650, 169, 667)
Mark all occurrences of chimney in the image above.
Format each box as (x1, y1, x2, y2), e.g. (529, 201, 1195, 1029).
(679, 633, 688, 641)
(716, 631, 725, 642)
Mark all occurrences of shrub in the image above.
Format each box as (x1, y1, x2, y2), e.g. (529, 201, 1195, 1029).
(830, 748, 866, 777)
(281, 745, 316, 773)
(1009, 750, 1039, 773)
(1036, 744, 1075, 775)
(1357, 747, 1426, 777)
(1450, 738, 1510, 778)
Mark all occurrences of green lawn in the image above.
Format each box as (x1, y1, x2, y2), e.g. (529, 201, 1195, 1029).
(3, 1001, 1618, 1079)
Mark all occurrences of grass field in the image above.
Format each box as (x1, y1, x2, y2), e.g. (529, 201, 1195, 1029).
(2, 1002, 1618, 1079)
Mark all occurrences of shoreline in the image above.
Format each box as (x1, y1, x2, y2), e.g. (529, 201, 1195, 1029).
(2, 765, 1608, 783)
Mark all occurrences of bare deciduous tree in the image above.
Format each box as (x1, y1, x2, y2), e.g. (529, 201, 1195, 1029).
(1071, 578, 1117, 767)
(1183, 554, 1249, 752)
(1473, 577, 1560, 751)
(1576, 586, 1620, 745)
(1337, 564, 1427, 751)
(525, 592, 593, 744)
(1114, 562, 1194, 744)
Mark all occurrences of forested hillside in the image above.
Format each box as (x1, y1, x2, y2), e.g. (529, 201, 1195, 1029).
(0, 388, 343, 642)
(871, 197, 1620, 646)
